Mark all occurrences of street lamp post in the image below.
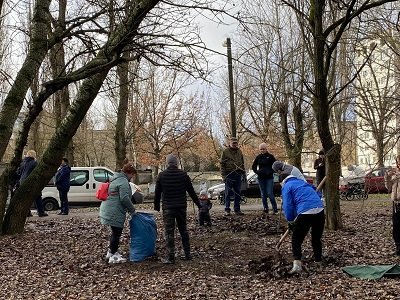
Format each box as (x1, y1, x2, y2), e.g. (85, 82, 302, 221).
(225, 37, 236, 139)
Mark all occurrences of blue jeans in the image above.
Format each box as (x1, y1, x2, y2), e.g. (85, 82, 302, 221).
(258, 177, 277, 212)
(224, 171, 242, 212)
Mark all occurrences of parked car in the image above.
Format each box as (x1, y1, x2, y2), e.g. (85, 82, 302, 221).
(207, 172, 314, 202)
(41, 167, 141, 211)
(364, 167, 391, 194)
(339, 167, 391, 195)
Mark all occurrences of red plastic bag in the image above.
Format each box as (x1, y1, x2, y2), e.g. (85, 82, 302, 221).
(96, 182, 110, 201)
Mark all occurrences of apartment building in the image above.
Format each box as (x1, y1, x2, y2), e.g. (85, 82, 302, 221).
(355, 37, 399, 170)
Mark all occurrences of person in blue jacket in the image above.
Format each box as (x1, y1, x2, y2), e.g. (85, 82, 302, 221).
(281, 174, 325, 274)
(55, 158, 71, 215)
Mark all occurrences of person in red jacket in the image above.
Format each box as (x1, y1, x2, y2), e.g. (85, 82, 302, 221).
(154, 154, 201, 264)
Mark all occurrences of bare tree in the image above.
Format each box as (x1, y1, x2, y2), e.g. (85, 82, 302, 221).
(2, 0, 162, 234)
(283, 0, 398, 229)
(353, 38, 400, 168)
(235, 0, 313, 168)
(133, 62, 205, 175)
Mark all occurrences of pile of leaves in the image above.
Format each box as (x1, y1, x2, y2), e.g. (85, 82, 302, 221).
(0, 198, 399, 299)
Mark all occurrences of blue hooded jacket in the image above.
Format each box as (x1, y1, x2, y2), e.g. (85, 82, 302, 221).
(282, 176, 323, 222)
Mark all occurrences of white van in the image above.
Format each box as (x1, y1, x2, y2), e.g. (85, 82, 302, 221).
(41, 166, 140, 211)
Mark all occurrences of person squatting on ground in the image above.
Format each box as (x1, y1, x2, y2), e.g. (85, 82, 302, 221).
(220, 137, 246, 216)
(272, 161, 306, 182)
(198, 190, 212, 226)
(55, 158, 71, 215)
(280, 174, 325, 274)
(99, 162, 137, 264)
(314, 150, 326, 186)
(154, 154, 201, 264)
(384, 155, 400, 256)
(17, 150, 48, 217)
(252, 142, 278, 214)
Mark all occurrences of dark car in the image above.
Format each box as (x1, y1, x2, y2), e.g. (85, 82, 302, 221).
(364, 167, 391, 194)
(207, 172, 314, 202)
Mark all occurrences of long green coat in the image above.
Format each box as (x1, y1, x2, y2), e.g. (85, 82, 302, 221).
(99, 172, 135, 228)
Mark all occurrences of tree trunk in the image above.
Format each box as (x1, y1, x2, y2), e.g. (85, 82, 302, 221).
(0, 0, 51, 225)
(50, 0, 74, 164)
(312, 0, 342, 230)
(278, 100, 304, 170)
(0, 0, 51, 160)
(2, 70, 109, 234)
(0, 169, 9, 230)
(324, 144, 342, 229)
(115, 52, 129, 169)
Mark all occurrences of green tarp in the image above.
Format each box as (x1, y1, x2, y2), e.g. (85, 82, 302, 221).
(342, 264, 400, 280)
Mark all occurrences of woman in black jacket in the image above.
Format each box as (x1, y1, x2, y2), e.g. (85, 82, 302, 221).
(251, 143, 277, 214)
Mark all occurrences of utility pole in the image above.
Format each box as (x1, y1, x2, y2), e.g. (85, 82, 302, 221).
(225, 37, 236, 138)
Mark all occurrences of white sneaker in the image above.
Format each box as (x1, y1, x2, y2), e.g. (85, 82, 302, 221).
(105, 249, 122, 260)
(288, 260, 302, 274)
(108, 252, 127, 264)
(105, 250, 113, 260)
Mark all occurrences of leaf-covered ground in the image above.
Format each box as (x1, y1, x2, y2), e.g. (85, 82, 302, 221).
(1, 197, 399, 299)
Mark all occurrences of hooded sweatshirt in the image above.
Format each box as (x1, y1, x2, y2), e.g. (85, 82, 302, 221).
(272, 161, 306, 181)
(282, 176, 323, 222)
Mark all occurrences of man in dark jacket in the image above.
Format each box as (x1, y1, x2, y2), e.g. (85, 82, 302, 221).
(313, 150, 326, 186)
(251, 143, 277, 214)
(220, 137, 246, 215)
(17, 150, 48, 217)
(154, 154, 201, 264)
(55, 158, 71, 215)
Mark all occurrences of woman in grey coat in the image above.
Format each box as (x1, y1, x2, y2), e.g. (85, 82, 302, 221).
(99, 163, 137, 264)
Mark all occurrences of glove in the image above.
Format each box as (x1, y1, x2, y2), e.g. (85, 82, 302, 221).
(288, 221, 295, 231)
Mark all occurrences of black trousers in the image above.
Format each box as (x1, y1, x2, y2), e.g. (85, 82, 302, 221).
(163, 208, 190, 260)
(199, 211, 211, 226)
(393, 203, 400, 252)
(291, 210, 325, 261)
(109, 226, 123, 254)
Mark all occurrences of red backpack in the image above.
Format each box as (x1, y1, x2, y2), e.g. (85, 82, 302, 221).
(96, 182, 110, 201)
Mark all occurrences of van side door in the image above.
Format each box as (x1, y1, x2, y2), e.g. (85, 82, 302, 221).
(69, 170, 91, 202)
(92, 168, 114, 201)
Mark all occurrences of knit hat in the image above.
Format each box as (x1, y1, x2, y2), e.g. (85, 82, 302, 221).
(318, 150, 325, 155)
(166, 154, 178, 166)
(200, 190, 207, 196)
(272, 161, 284, 172)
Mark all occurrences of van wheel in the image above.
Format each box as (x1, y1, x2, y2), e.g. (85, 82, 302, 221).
(42, 198, 59, 211)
